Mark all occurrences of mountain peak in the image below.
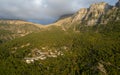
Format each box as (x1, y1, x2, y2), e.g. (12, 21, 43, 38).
(52, 1, 117, 29)
(71, 2, 112, 25)
(89, 2, 111, 12)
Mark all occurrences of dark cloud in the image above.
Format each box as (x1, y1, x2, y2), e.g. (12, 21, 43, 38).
(0, 0, 118, 24)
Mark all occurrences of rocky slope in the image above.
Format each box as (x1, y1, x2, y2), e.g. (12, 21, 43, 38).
(0, 20, 45, 43)
(0, 1, 120, 42)
(51, 2, 120, 30)
(73, 2, 111, 25)
(0, 19, 120, 75)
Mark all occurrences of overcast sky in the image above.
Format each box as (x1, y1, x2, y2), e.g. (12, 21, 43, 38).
(0, 0, 118, 24)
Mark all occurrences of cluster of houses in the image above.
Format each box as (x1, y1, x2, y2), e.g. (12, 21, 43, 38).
(24, 48, 64, 64)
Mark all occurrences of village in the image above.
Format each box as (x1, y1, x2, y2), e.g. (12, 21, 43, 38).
(24, 47, 66, 64)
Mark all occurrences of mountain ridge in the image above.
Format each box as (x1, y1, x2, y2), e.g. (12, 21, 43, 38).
(0, 1, 119, 28)
(52, 2, 113, 26)
(0, 1, 120, 42)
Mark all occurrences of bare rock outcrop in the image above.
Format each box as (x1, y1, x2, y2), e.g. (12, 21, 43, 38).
(72, 2, 112, 25)
(54, 2, 112, 27)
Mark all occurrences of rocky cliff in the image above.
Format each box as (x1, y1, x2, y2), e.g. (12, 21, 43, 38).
(0, 1, 120, 41)
(80, 2, 111, 25)
(54, 2, 113, 27)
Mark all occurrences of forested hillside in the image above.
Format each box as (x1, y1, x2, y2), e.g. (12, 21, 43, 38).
(0, 20, 120, 75)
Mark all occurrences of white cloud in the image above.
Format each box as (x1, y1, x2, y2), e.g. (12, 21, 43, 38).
(0, 0, 118, 24)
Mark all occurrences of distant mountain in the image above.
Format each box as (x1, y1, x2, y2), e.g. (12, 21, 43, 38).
(0, 20, 45, 43)
(57, 14, 73, 21)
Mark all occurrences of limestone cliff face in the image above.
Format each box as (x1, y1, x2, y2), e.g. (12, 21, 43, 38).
(72, 2, 112, 25)
(116, 0, 120, 8)
(84, 2, 111, 25)
(54, 2, 112, 27)
(72, 8, 88, 23)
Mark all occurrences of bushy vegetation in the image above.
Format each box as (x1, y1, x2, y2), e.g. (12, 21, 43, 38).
(0, 20, 120, 75)
(0, 22, 41, 44)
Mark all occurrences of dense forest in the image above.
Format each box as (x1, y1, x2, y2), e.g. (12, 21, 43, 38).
(0, 20, 120, 75)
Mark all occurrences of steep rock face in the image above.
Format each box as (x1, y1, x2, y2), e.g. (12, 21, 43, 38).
(85, 2, 111, 25)
(54, 2, 112, 28)
(101, 7, 120, 23)
(72, 8, 88, 23)
(116, 0, 120, 8)
(72, 2, 112, 25)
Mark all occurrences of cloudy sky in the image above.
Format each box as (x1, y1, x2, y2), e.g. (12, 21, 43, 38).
(0, 0, 118, 24)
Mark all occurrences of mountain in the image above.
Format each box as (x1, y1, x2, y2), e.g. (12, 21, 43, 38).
(0, 1, 120, 75)
(52, 2, 120, 31)
(0, 2, 119, 42)
(0, 20, 120, 75)
(0, 20, 46, 43)
(72, 2, 111, 24)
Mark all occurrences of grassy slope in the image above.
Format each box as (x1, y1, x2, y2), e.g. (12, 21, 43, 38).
(0, 20, 120, 75)
(0, 7, 120, 75)
(0, 22, 41, 44)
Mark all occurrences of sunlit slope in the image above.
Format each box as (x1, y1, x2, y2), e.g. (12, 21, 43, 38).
(0, 20, 120, 75)
(0, 20, 44, 44)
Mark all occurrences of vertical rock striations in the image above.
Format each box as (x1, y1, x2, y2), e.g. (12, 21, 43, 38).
(72, 2, 112, 25)
(54, 2, 112, 27)
(72, 8, 88, 23)
(51, 1, 120, 30)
